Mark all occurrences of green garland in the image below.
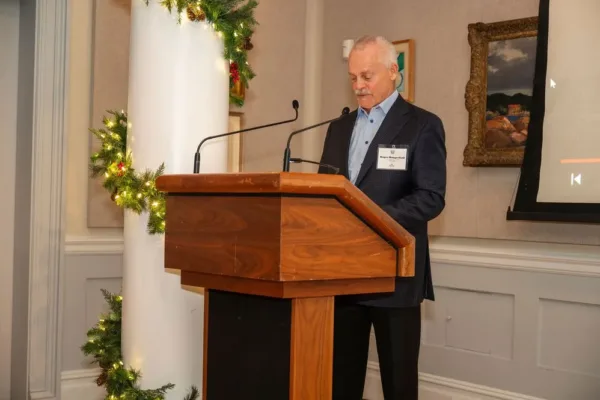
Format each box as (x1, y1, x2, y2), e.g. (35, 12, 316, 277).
(82, 290, 199, 400)
(152, 0, 258, 106)
(89, 110, 167, 235)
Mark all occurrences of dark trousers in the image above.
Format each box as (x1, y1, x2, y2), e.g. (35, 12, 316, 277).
(332, 301, 421, 400)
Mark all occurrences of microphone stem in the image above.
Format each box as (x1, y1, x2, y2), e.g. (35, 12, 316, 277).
(283, 115, 340, 172)
(196, 113, 297, 153)
(193, 153, 201, 174)
(285, 115, 338, 149)
(282, 107, 348, 174)
(194, 106, 299, 173)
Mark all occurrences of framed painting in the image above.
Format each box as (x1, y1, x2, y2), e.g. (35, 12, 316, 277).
(463, 17, 538, 166)
(392, 39, 415, 103)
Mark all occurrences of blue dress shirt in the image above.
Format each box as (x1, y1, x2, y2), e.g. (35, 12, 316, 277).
(348, 90, 399, 184)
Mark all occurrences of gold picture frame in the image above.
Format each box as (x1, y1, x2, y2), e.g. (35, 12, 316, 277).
(463, 17, 538, 167)
(392, 39, 415, 103)
(230, 79, 245, 101)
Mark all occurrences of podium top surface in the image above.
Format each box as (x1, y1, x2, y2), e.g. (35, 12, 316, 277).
(156, 172, 348, 194)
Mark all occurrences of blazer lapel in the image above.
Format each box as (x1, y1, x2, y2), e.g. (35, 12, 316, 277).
(337, 110, 357, 179)
(354, 96, 411, 187)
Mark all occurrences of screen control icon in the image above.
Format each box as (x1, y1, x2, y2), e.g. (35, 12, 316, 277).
(570, 173, 582, 186)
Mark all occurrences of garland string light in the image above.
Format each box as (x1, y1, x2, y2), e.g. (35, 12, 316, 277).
(84, 1, 258, 398)
(89, 110, 167, 235)
(81, 290, 199, 400)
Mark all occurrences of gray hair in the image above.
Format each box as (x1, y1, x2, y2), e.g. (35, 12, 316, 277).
(351, 35, 398, 68)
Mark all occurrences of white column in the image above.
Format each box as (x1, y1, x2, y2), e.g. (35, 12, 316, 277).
(122, 0, 229, 397)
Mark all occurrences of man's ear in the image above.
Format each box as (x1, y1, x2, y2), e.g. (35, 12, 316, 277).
(389, 63, 399, 81)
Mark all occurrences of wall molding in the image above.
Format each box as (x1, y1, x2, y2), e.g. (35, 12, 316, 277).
(28, 0, 69, 399)
(61, 368, 100, 383)
(65, 235, 124, 255)
(60, 369, 104, 400)
(430, 237, 600, 277)
(365, 361, 544, 400)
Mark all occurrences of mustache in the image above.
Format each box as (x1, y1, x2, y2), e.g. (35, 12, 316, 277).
(354, 89, 371, 96)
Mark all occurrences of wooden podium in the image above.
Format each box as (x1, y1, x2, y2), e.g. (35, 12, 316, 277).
(155, 172, 415, 400)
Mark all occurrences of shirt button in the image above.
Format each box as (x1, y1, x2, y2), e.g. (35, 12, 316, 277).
(365, 141, 369, 144)
(370, 119, 374, 123)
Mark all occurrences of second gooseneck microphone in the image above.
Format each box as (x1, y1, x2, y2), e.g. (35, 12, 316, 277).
(282, 107, 350, 172)
(193, 99, 300, 173)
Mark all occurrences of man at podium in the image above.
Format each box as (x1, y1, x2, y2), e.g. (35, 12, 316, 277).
(318, 35, 447, 400)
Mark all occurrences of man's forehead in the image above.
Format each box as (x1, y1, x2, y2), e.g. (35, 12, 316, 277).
(349, 49, 383, 70)
(348, 57, 381, 74)
(350, 44, 381, 59)
(348, 66, 374, 75)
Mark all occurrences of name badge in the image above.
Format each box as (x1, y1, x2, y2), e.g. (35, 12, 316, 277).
(377, 145, 408, 171)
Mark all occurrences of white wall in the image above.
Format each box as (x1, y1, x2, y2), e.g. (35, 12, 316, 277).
(0, 1, 20, 398)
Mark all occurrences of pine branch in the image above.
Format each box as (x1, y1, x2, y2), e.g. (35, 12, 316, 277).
(183, 386, 200, 400)
(88, 111, 168, 235)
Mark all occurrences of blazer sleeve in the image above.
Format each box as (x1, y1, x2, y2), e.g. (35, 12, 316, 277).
(380, 114, 447, 230)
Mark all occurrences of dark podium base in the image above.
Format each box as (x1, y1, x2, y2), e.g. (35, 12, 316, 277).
(205, 290, 292, 399)
(203, 288, 335, 400)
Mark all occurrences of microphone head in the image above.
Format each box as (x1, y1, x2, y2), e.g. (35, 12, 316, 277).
(292, 99, 300, 110)
(341, 107, 350, 115)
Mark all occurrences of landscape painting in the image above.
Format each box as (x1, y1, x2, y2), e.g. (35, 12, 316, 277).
(463, 16, 538, 166)
(485, 36, 537, 149)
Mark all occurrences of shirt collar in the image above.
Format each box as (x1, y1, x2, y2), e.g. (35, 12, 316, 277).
(358, 90, 399, 117)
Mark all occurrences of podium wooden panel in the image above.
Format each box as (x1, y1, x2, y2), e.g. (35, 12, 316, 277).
(156, 172, 415, 400)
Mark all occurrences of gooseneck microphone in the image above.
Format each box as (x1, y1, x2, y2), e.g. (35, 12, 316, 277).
(193, 99, 300, 173)
(282, 107, 350, 172)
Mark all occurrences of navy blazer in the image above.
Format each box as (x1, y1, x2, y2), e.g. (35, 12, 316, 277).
(318, 95, 447, 308)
